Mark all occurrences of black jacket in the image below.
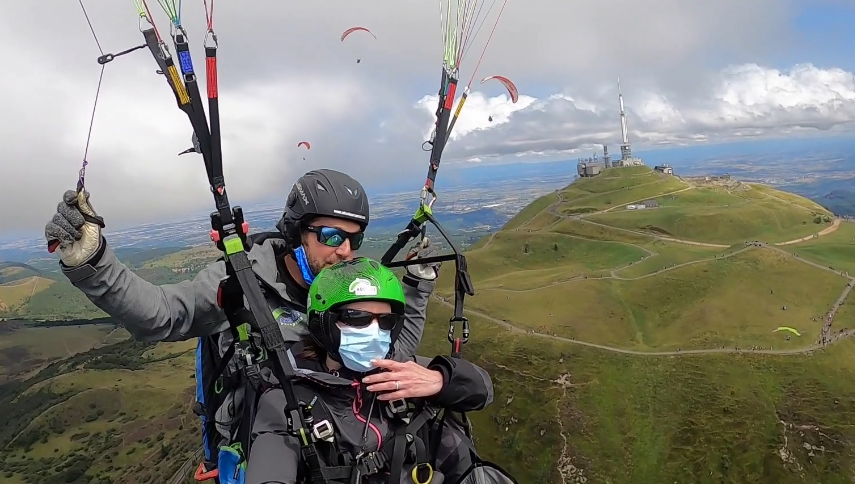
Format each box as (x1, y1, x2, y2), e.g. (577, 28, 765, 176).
(245, 344, 493, 484)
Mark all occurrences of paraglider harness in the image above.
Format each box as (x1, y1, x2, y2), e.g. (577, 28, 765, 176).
(79, 2, 478, 483)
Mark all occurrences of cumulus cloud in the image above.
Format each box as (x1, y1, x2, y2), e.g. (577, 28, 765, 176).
(424, 63, 855, 164)
(0, 0, 846, 233)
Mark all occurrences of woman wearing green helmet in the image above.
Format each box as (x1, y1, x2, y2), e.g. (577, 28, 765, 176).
(245, 257, 508, 484)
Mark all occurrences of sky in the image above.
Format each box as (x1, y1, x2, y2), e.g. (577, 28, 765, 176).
(2, 0, 855, 232)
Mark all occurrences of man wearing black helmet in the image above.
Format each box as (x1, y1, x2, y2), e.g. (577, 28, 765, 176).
(43, 168, 439, 356)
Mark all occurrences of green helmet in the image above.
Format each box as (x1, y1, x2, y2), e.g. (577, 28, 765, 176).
(306, 257, 406, 362)
(308, 257, 405, 313)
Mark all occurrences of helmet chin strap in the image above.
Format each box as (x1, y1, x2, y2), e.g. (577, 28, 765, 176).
(293, 246, 316, 285)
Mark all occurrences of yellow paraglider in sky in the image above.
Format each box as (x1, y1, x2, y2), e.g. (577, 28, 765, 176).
(773, 327, 801, 337)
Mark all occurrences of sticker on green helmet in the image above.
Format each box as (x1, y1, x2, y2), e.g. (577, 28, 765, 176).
(348, 278, 378, 296)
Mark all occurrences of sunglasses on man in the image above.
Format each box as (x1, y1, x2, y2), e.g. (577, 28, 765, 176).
(305, 225, 365, 250)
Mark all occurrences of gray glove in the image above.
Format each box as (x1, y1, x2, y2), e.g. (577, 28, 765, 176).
(404, 237, 442, 281)
(45, 190, 105, 267)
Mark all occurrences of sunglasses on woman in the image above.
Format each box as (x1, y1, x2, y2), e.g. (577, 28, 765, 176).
(305, 225, 364, 250)
(337, 309, 401, 331)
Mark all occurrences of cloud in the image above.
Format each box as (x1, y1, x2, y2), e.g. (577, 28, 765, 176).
(0, 0, 846, 233)
(425, 63, 855, 164)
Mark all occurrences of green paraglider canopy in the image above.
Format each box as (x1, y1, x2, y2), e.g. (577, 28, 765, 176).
(773, 326, 801, 336)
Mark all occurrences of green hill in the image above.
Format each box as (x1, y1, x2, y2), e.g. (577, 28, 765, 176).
(427, 165, 855, 482)
(437, 166, 846, 353)
(0, 246, 219, 321)
(0, 263, 43, 284)
(6, 165, 855, 483)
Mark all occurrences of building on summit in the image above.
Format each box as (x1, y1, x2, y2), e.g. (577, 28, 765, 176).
(576, 79, 644, 177)
(642, 199, 659, 208)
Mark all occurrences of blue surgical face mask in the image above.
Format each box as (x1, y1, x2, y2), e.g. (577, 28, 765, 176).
(338, 322, 392, 373)
(294, 246, 316, 285)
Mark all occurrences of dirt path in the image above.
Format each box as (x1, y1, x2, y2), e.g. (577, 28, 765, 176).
(479, 179, 673, 250)
(597, 186, 694, 214)
(0, 276, 38, 288)
(478, 246, 755, 294)
(433, 293, 848, 357)
(775, 218, 841, 246)
(545, 181, 839, 249)
(543, 186, 732, 248)
(760, 190, 827, 214)
(446, 236, 853, 355)
(443, 241, 855, 353)
(575, 218, 731, 248)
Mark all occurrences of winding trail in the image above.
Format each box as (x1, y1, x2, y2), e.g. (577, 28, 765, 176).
(433, 293, 854, 357)
(0, 276, 40, 288)
(775, 217, 841, 246)
(441, 180, 853, 357)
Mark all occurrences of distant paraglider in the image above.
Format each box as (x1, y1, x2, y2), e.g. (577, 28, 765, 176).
(488, 115, 493, 122)
(297, 141, 311, 160)
(480, 75, 519, 103)
(341, 27, 376, 64)
(773, 326, 801, 337)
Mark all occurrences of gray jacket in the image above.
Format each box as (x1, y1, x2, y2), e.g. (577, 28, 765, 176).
(61, 235, 434, 357)
(61, 235, 437, 440)
(246, 349, 494, 484)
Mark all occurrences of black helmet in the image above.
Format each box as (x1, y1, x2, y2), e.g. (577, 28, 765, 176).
(276, 169, 370, 250)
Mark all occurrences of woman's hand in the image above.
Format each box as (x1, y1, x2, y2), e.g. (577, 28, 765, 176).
(362, 359, 444, 401)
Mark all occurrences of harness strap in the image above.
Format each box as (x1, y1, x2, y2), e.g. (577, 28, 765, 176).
(202, 339, 237, 417)
(235, 368, 260, 458)
(216, 250, 327, 484)
(389, 425, 408, 483)
(305, 405, 442, 483)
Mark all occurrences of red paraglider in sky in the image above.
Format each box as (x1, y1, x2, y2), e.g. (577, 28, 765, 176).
(340, 27, 377, 64)
(340, 26, 376, 42)
(297, 141, 311, 160)
(480, 75, 518, 103)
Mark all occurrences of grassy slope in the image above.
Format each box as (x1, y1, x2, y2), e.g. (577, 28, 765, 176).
(461, 249, 843, 351)
(790, 221, 855, 275)
(463, 231, 647, 288)
(428, 165, 855, 480)
(142, 245, 221, 269)
(1, 245, 216, 321)
(421, 304, 855, 484)
(7, 303, 855, 484)
(0, 277, 55, 310)
(0, 340, 199, 484)
(0, 325, 117, 379)
(586, 186, 828, 244)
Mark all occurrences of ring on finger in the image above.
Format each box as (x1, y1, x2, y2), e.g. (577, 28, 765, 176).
(395, 381, 400, 391)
